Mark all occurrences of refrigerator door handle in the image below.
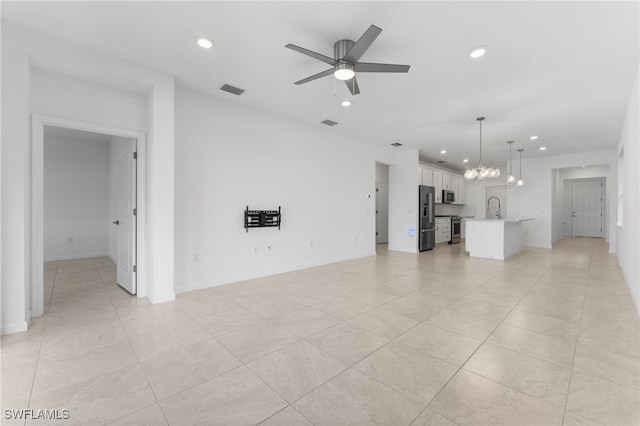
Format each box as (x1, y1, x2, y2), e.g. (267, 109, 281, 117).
(428, 193, 433, 222)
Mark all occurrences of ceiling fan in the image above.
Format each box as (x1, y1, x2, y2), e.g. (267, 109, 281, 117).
(285, 25, 410, 96)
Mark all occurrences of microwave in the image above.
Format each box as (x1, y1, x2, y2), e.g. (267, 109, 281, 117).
(443, 190, 455, 204)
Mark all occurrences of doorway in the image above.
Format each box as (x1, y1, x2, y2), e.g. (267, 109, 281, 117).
(485, 186, 507, 219)
(375, 163, 389, 245)
(31, 115, 146, 317)
(571, 179, 604, 238)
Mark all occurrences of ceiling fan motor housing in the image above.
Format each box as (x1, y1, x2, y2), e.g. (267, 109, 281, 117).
(334, 39, 356, 62)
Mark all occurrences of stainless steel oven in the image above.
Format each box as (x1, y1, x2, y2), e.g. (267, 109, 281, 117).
(450, 216, 461, 244)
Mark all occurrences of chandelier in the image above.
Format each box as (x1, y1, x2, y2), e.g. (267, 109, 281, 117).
(464, 117, 500, 180)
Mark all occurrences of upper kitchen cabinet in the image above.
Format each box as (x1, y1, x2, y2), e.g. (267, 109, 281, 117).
(457, 177, 466, 204)
(433, 170, 443, 203)
(442, 173, 451, 190)
(422, 167, 433, 186)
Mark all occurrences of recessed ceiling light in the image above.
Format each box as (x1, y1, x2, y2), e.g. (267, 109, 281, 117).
(470, 46, 487, 58)
(539, 146, 547, 151)
(530, 135, 539, 140)
(196, 38, 213, 49)
(463, 159, 469, 163)
(582, 165, 586, 168)
(440, 150, 447, 154)
(341, 100, 351, 107)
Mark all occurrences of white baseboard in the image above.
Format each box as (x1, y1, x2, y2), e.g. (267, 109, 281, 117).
(1, 321, 29, 335)
(175, 251, 376, 294)
(147, 292, 176, 304)
(44, 252, 109, 262)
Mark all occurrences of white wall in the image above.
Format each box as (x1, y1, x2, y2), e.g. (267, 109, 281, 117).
(388, 149, 420, 253)
(506, 150, 616, 249)
(1, 22, 176, 334)
(551, 168, 563, 243)
(616, 62, 640, 314)
(174, 86, 394, 292)
(44, 134, 110, 260)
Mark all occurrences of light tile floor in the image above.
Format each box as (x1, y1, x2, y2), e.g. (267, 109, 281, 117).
(1, 238, 639, 425)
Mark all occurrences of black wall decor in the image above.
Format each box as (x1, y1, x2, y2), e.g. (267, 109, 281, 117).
(244, 206, 281, 232)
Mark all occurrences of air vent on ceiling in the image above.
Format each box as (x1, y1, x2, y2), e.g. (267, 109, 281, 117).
(437, 160, 446, 164)
(220, 84, 245, 96)
(391, 142, 403, 147)
(321, 119, 338, 126)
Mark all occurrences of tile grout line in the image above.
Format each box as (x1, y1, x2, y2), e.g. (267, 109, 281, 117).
(560, 238, 597, 426)
(107, 270, 173, 426)
(405, 248, 559, 426)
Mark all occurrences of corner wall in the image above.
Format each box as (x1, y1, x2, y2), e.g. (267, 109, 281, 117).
(388, 149, 419, 253)
(1, 22, 176, 334)
(616, 62, 640, 313)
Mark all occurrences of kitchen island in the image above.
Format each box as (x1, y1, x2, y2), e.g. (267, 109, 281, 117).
(464, 218, 534, 260)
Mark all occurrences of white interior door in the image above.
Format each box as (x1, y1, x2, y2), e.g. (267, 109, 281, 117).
(376, 184, 389, 244)
(485, 186, 507, 219)
(572, 180, 603, 238)
(115, 141, 137, 294)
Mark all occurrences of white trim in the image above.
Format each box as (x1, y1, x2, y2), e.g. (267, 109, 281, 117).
(1, 321, 29, 335)
(31, 114, 147, 318)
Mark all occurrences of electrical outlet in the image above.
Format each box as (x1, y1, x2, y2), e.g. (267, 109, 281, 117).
(267, 244, 273, 252)
(355, 236, 358, 243)
(253, 246, 258, 255)
(309, 240, 313, 248)
(67, 237, 74, 243)
(194, 253, 200, 262)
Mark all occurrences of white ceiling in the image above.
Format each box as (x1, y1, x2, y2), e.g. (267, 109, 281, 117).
(4, 1, 638, 171)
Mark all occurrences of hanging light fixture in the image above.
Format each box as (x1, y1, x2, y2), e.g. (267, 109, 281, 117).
(507, 141, 515, 183)
(517, 148, 524, 186)
(464, 117, 501, 180)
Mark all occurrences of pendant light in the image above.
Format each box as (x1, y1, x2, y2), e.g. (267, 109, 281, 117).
(464, 117, 500, 180)
(507, 141, 515, 183)
(517, 148, 524, 186)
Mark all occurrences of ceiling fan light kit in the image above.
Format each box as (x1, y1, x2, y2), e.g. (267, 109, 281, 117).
(464, 117, 501, 181)
(286, 25, 410, 96)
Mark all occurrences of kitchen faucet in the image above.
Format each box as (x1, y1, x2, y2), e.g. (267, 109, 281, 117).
(487, 196, 502, 219)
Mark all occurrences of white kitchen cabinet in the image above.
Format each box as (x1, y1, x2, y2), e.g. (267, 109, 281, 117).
(433, 171, 443, 203)
(435, 218, 451, 243)
(422, 168, 433, 186)
(442, 173, 451, 190)
(450, 175, 459, 204)
(457, 178, 466, 204)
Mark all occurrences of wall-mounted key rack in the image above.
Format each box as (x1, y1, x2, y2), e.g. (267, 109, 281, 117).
(244, 206, 281, 232)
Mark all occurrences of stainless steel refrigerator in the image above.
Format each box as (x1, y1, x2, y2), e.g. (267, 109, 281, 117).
(419, 185, 435, 251)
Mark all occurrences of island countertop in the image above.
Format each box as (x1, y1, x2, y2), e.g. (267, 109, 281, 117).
(463, 217, 534, 223)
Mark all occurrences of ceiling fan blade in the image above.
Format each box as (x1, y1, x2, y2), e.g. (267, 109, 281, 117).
(294, 68, 335, 85)
(344, 77, 360, 96)
(285, 44, 337, 66)
(343, 25, 382, 63)
(354, 62, 410, 73)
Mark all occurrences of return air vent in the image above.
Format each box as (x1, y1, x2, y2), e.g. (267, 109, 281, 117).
(321, 119, 338, 126)
(390, 142, 403, 147)
(220, 84, 245, 96)
(437, 160, 446, 164)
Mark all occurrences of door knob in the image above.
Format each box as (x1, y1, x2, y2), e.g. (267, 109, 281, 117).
(112, 220, 120, 225)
